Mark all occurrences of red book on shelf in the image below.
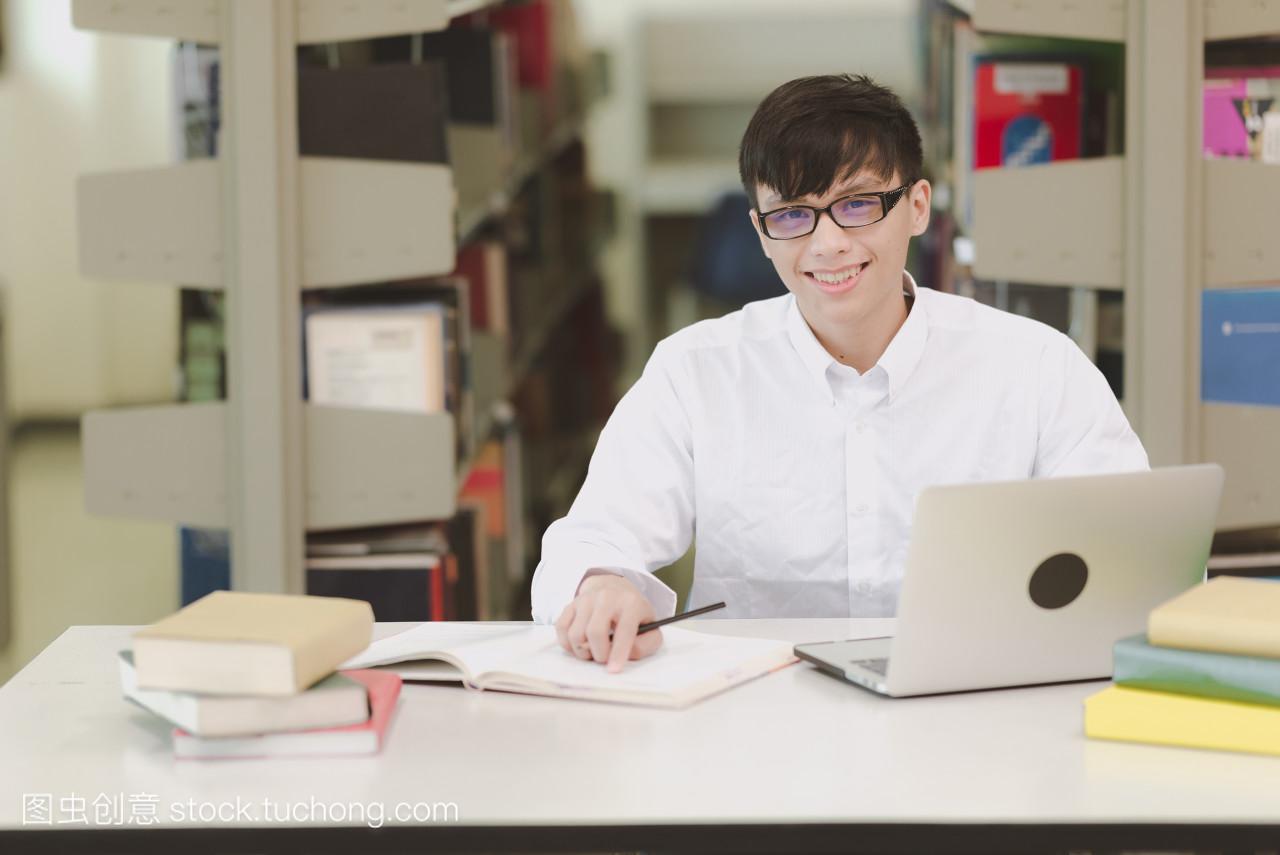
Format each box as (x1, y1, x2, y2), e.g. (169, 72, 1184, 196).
(454, 241, 490, 328)
(974, 59, 1083, 168)
(454, 241, 510, 336)
(462, 442, 506, 539)
(172, 669, 401, 760)
(490, 0, 553, 90)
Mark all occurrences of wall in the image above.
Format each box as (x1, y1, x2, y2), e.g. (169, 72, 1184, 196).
(0, 0, 178, 422)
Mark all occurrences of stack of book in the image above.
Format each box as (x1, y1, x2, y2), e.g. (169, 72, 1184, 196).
(1085, 576, 1280, 758)
(120, 591, 399, 760)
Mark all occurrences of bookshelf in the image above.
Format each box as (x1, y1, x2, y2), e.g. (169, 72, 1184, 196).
(73, 0, 615, 616)
(946, 0, 1280, 535)
(628, 4, 922, 344)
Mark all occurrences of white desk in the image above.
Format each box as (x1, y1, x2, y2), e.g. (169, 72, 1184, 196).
(3, 619, 1280, 853)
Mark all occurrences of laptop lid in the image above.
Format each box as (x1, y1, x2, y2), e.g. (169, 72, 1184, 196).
(876, 464, 1224, 696)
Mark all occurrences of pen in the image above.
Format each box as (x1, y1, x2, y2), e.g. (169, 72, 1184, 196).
(633, 601, 727, 635)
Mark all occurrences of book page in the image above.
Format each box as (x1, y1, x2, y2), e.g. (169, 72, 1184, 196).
(468, 626, 795, 697)
(340, 622, 530, 670)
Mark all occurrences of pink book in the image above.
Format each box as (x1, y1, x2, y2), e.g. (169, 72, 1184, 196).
(173, 670, 401, 760)
(1204, 78, 1249, 158)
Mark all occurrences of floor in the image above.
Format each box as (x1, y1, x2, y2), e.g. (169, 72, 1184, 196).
(0, 424, 177, 685)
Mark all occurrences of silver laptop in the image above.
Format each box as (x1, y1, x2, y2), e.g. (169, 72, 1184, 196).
(794, 464, 1225, 697)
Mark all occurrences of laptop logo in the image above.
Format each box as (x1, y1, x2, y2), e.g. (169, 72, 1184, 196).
(1028, 553, 1088, 609)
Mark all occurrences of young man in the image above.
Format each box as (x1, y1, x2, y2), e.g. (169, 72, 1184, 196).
(531, 74, 1147, 671)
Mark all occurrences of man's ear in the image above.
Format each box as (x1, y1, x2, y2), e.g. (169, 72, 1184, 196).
(748, 208, 773, 260)
(909, 179, 933, 237)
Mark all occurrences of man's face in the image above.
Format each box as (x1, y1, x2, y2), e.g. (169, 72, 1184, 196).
(749, 171, 931, 334)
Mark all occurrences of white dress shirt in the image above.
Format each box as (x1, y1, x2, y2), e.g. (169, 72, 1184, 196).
(530, 273, 1149, 623)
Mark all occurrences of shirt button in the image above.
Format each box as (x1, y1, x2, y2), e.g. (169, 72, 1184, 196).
(852, 503, 870, 515)
(855, 422, 867, 434)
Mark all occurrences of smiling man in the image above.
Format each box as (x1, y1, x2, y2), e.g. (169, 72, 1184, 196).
(531, 74, 1148, 671)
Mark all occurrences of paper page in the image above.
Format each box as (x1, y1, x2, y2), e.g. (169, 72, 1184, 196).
(472, 626, 794, 696)
(340, 622, 529, 669)
(372, 661, 464, 682)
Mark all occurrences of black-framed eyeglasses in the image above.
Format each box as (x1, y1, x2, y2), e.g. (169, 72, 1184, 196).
(756, 181, 916, 240)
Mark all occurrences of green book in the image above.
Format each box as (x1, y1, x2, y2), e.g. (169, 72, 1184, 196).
(1113, 634, 1280, 707)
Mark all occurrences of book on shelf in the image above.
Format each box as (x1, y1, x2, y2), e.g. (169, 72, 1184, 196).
(1147, 576, 1280, 660)
(1204, 72, 1280, 164)
(307, 560, 445, 623)
(304, 302, 449, 414)
(448, 501, 487, 621)
(974, 58, 1084, 168)
(342, 622, 797, 709)
(172, 41, 219, 160)
(454, 239, 511, 339)
(306, 553, 443, 571)
(173, 669, 400, 760)
(462, 440, 508, 540)
(179, 526, 230, 606)
(1113, 633, 1280, 708)
(132, 591, 374, 697)
(1084, 684, 1280, 759)
(371, 25, 518, 214)
(415, 27, 506, 127)
(297, 60, 450, 164)
(304, 278, 474, 462)
(306, 521, 450, 558)
(119, 651, 370, 738)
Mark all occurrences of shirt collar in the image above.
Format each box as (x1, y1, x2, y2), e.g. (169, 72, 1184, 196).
(784, 271, 929, 405)
(878, 271, 928, 402)
(785, 295, 839, 405)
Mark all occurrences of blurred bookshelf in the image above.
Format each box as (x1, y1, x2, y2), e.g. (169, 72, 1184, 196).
(929, 0, 1280, 563)
(75, 0, 619, 621)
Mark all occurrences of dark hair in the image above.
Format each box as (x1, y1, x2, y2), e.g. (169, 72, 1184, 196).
(738, 74, 923, 211)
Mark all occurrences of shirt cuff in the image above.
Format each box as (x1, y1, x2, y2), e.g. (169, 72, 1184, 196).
(582, 567, 678, 621)
(530, 563, 679, 625)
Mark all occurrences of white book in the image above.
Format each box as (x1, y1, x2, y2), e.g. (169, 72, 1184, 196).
(305, 305, 447, 413)
(171, 670, 399, 760)
(341, 622, 797, 709)
(119, 651, 369, 738)
(305, 552, 442, 571)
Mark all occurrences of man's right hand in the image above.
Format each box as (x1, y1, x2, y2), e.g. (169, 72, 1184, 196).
(553, 573, 664, 673)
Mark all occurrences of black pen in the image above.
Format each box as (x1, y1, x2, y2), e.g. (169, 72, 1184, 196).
(633, 601, 727, 635)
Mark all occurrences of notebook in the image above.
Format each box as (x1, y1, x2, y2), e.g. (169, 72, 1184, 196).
(341, 622, 797, 709)
(173, 670, 399, 760)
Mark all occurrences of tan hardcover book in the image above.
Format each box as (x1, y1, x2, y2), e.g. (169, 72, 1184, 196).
(132, 591, 374, 696)
(1148, 576, 1280, 659)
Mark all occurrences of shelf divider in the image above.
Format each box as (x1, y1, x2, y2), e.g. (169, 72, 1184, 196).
(973, 0, 1125, 42)
(72, 0, 452, 43)
(78, 159, 457, 289)
(83, 404, 457, 530)
(1205, 0, 1280, 41)
(1204, 160, 1280, 287)
(972, 157, 1125, 288)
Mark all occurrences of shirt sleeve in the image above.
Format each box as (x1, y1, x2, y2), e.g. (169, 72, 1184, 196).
(1033, 331, 1150, 478)
(529, 340, 691, 624)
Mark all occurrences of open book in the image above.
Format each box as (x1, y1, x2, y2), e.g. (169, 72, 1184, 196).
(341, 623, 796, 709)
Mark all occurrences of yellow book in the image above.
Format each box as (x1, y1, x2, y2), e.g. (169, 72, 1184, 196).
(1084, 685, 1280, 758)
(1148, 576, 1280, 659)
(133, 591, 374, 696)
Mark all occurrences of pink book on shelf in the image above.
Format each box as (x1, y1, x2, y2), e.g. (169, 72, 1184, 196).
(173, 669, 401, 760)
(1204, 78, 1249, 158)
